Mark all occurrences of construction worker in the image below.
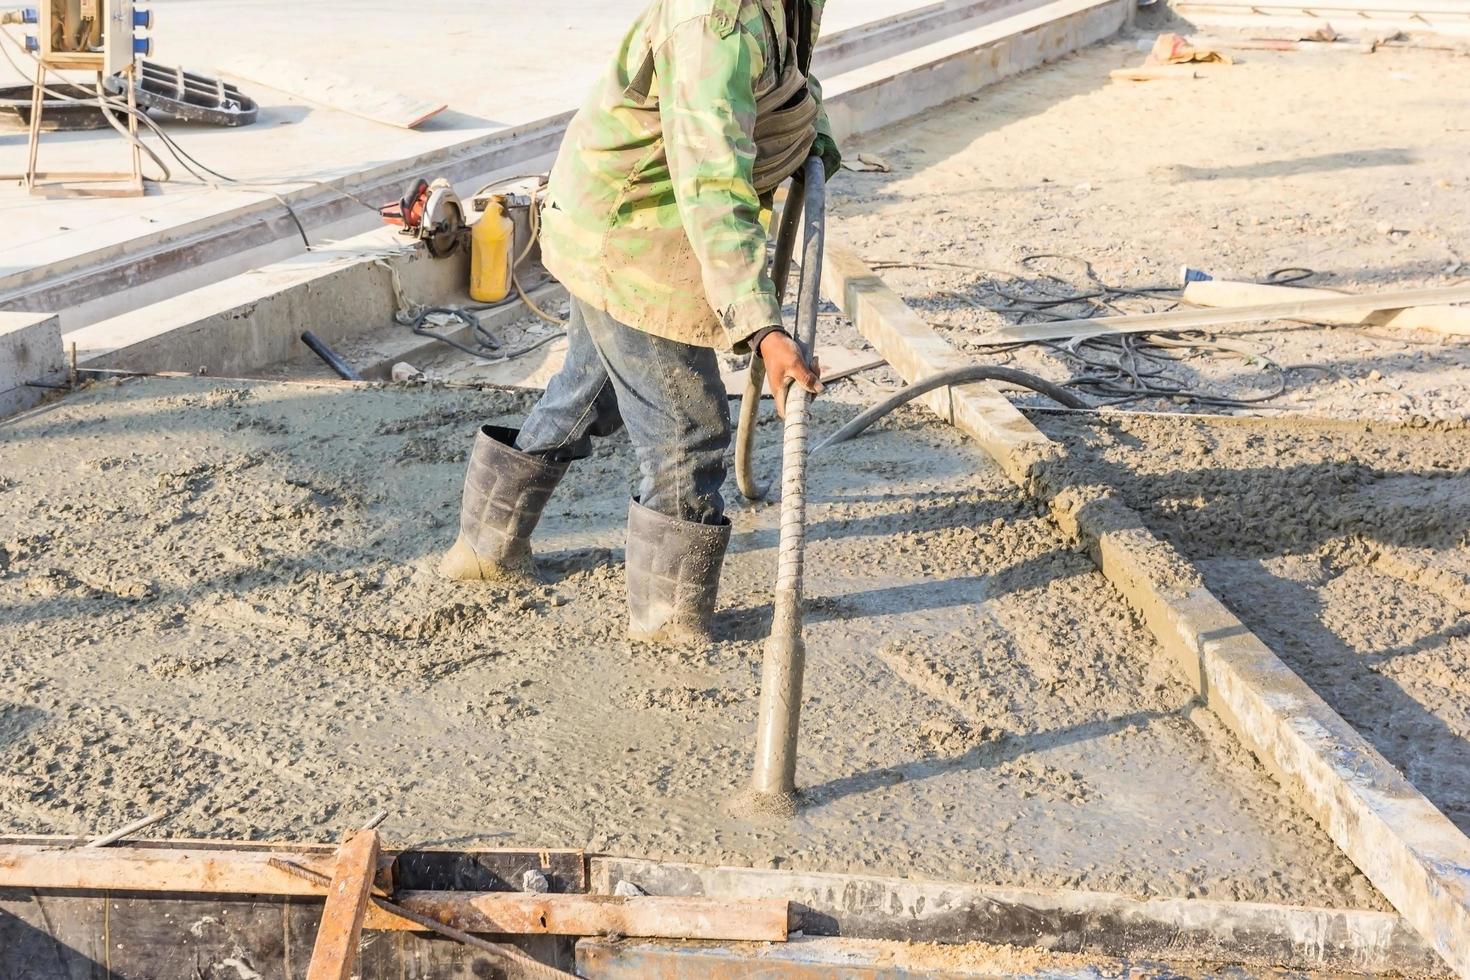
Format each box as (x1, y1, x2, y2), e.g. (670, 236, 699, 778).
(440, 0, 840, 643)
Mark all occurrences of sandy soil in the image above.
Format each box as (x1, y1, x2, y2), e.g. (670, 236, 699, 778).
(825, 30, 1470, 420)
(1034, 410, 1470, 835)
(0, 377, 1380, 907)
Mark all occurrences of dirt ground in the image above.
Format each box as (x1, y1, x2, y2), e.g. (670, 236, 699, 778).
(825, 30, 1470, 420)
(1032, 410, 1470, 836)
(0, 377, 1381, 908)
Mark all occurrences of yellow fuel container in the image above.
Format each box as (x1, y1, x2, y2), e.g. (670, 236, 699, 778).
(470, 198, 515, 303)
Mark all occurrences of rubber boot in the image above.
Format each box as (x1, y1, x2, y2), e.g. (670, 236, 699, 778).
(439, 425, 568, 582)
(625, 499, 732, 643)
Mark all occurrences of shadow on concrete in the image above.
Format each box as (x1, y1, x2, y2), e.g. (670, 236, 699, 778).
(802, 709, 1163, 807)
(1035, 414, 1470, 834)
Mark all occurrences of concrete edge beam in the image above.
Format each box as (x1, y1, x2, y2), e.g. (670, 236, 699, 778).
(67, 229, 469, 378)
(590, 858, 1445, 974)
(0, 312, 65, 419)
(573, 935, 1363, 978)
(819, 242, 1470, 978)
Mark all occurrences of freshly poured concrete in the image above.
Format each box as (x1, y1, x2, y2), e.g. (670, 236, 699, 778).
(0, 377, 1378, 908)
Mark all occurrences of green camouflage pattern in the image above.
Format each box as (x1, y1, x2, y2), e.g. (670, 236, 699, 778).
(539, 0, 833, 350)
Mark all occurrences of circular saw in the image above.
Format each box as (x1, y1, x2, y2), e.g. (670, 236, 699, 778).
(380, 177, 467, 257)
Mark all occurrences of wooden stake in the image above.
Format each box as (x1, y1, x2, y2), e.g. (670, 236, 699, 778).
(306, 830, 380, 980)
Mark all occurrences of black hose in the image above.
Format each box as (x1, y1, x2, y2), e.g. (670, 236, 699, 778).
(815, 366, 1089, 451)
(300, 331, 363, 381)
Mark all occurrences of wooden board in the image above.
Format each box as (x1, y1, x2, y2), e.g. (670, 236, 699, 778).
(307, 831, 380, 980)
(0, 837, 587, 893)
(972, 282, 1470, 344)
(218, 56, 447, 128)
(1109, 64, 1206, 80)
(574, 935, 1362, 979)
(0, 889, 575, 978)
(1183, 279, 1470, 336)
(365, 892, 792, 942)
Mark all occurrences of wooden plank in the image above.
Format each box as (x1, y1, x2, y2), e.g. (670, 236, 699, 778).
(0, 844, 362, 896)
(1, 889, 576, 978)
(363, 892, 792, 942)
(590, 858, 1448, 974)
(218, 56, 447, 128)
(307, 830, 381, 980)
(821, 241, 1470, 978)
(1183, 279, 1470, 336)
(575, 936, 1355, 979)
(0, 837, 587, 893)
(1109, 64, 1206, 80)
(971, 282, 1470, 343)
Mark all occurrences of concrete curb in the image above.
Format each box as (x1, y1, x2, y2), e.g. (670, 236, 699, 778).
(591, 858, 1446, 974)
(820, 243, 1470, 978)
(66, 228, 470, 377)
(0, 313, 65, 418)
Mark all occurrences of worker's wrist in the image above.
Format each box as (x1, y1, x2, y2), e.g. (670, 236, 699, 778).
(751, 325, 787, 357)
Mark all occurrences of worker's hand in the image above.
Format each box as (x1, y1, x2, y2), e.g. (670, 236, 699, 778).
(759, 329, 822, 418)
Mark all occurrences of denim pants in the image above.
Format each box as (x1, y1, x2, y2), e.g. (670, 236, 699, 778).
(515, 298, 732, 525)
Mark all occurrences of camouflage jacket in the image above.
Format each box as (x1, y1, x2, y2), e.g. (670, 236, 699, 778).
(539, 0, 834, 351)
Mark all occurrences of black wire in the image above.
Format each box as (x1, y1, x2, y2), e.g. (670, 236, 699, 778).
(403, 304, 566, 362)
(917, 253, 1324, 409)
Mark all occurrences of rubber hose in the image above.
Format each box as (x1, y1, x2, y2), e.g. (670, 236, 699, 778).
(815, 366, 1089, 451)
(734, 176, 808, 500)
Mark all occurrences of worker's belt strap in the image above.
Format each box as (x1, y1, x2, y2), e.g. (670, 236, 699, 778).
(752, 43, 818, 196)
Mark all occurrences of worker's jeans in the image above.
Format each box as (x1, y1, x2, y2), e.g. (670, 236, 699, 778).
(515, 298, 731, 525)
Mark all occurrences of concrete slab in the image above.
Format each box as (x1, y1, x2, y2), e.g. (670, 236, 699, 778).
(0, 312, 63, 418)
(66, 226, 468, 376)
(820, 242, 1470, 978)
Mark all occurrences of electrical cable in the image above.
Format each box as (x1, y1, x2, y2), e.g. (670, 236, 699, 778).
(815, 365, 1091, 450)
(884, 253, 1341, 409)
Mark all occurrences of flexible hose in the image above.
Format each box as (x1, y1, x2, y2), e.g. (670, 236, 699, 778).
(815, 366, 1089, 451)
(735, 180, 807, 500)
(774, 162, 824, 594)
